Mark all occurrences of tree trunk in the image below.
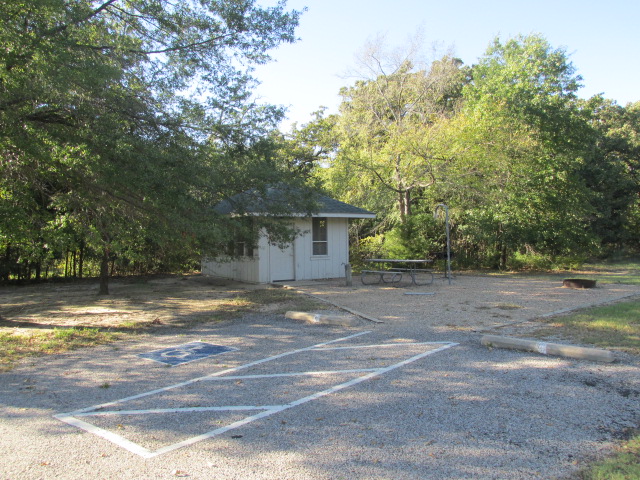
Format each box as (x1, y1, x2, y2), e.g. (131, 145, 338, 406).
(1, 244, 10, 282)
(403, 189, 412, 219)
(497, 223, 508, 270)
(397, 189, 412, 225)
(398, 191, 407, 225)
(500, 244, 508, 270)
(394, 156, 411, 224)
(99, 247, 110, 295)
(78, 242, 84, 279)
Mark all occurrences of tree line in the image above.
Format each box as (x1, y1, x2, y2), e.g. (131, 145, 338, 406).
(280, 34, 640, 270)
(2, 3, 638, 292)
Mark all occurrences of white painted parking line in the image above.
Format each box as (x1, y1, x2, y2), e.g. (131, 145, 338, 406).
(314, 341, 455, 351)
(198, 369, 381, 381)
(61, 331, 371, 416)
(54, 332, 457, 458)
(73, 405, 276, 416)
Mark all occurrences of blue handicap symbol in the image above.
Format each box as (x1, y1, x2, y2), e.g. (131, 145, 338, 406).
(139, 342, 238, 366)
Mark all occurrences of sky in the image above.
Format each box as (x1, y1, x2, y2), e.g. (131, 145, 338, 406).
(252, 0, 639, 130)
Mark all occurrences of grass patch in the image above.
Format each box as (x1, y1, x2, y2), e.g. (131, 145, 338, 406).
(0, 285, 328, 368)
(196, 296, 255, 324)
(115, 320, 147, 331)
(0, 327, 120, 371)
(243, 288, 298, 304)
(477, 257, 640, 286)
(533, 298, 640, 355)
(495, 303, 523, 310)
(242, 288, 327, 313)
(574, 431, 640, 480)
(534, 296, 640, 478)
(579, 259, 640, 286)
(167, 292, 262, 326)
(154, 288, 327, 327)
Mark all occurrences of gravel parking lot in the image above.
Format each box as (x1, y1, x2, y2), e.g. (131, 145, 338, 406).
(1, 274, 639, 479)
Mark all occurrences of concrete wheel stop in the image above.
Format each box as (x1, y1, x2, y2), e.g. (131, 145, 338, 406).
(480, 334, 616, 363)
(285, 311, 360, 327)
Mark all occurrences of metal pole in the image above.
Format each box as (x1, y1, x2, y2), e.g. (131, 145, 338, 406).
(434, 204, 452, 285)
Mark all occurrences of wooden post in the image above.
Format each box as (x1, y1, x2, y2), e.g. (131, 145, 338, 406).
(345, 263, 352, 286)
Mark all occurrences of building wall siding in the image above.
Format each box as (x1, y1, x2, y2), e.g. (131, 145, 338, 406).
(294, 217, 348, 281)
(201, 256, 260, 283)
(202, 217, 350, 283)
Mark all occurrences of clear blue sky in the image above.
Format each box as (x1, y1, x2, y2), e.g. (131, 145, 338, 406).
(253, 0, 639, 129)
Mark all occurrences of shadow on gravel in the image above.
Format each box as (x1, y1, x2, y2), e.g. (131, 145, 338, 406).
(1, 274, 639, 479)
(1, 325, 638, 479)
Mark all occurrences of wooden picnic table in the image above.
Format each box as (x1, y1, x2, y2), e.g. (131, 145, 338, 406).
(362, 259, 434, 286)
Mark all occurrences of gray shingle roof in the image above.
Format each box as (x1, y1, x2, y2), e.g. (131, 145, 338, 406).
(313, 195, 376, 217)
(215, 186, 375, 219)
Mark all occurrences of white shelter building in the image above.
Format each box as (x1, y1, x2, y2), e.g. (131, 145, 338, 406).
(202, 188, 375, 283)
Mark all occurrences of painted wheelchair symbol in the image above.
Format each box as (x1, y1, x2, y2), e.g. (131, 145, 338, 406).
(161, 343, 209, 359)
(139, 342, 238, 366)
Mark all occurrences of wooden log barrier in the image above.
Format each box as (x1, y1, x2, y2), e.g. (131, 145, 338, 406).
(480, 335, 616, 363)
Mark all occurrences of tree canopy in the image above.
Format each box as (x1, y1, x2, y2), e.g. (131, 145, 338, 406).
(3, 18, 639, 284)
(296, 34, 640, 269)
(1, 0, 312, 291)
(326, 38, 468, 226)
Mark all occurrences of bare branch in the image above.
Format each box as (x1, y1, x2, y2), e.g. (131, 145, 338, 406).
(45, 0, 118, 36)
(75, 32, 235, 55)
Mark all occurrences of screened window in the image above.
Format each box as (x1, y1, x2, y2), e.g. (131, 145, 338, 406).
(228, 217, 255, 257)
(234, 241, 254, 258)
(312, 217, 328, 256)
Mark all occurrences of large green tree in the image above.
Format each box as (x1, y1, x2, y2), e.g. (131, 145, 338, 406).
(0, 0, 305, 292)
(581, 97, 640, 250)
(456, 34, 598, 268)
(286, 33, 638, 269)
(326, 36, 468, 226)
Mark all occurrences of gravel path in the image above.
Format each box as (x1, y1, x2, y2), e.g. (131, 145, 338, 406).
(1, 274, 639, 479)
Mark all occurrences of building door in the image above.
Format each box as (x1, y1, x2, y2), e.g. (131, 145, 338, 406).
(269, 242, 295, 282)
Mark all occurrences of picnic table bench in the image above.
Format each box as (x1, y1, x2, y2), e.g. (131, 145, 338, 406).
(360, 268, 403, 285)
(361, 259, 434, 286)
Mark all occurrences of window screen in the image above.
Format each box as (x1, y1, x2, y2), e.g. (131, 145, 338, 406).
(312, 217, 328, 255)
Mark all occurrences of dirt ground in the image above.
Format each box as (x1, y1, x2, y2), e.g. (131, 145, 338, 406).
(1, 272, 640, 480)
(290, 273, 640, 338)
(1, 272, 640, 341)
(0, 275, 282, 334)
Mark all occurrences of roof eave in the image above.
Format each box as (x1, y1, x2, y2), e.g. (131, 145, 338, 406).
(316, 213, 377, 219)
(237, 212, 376, 219)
